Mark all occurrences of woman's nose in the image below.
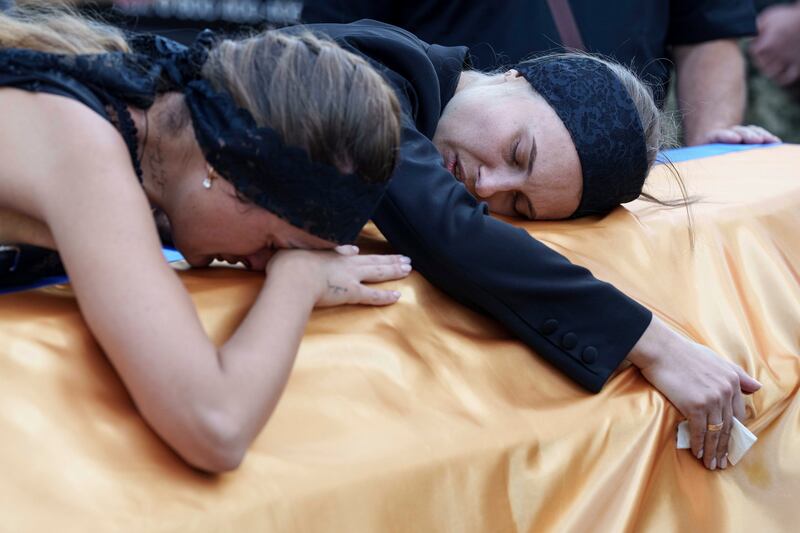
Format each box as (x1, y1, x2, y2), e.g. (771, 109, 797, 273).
(473, 168, 518, 199)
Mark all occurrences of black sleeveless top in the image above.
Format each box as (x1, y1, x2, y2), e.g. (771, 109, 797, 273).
(0, 36, 186, 288)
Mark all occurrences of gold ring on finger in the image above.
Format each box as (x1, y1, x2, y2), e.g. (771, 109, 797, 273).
(707, 422, 724, 432)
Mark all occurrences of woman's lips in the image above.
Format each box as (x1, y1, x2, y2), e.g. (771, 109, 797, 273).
(445, 153, 464, 182)
(445, 154, 456, 175)
(455, 158, 466, 185)
(444, 152, 472, 191)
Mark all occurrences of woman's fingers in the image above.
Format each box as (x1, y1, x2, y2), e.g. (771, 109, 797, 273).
(334, 245, 360, 256)
(355, 287, 401, 306)
(358, 262, 412, 282)
(703, 406, 723, 470)
(732, 383, 747, 422)
(715, 401, 734, 470)
(349, 254, 411, 266)
(702, 375, 735, 471)
(350, 254, 412, 282)
(735, 365, 762, 395)
(688, 411, 707, 460)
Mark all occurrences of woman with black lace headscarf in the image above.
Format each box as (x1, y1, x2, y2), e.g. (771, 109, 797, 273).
(0, 7, 408, 471)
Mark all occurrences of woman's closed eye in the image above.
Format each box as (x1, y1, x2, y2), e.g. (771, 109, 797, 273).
(510, 138, 521, 167)
(512, 191, 536, 220)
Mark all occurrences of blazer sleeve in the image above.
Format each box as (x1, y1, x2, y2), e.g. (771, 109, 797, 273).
(372, 117, 653, 392)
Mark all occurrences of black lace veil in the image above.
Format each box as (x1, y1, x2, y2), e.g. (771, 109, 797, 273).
(0, 30, 390, 243)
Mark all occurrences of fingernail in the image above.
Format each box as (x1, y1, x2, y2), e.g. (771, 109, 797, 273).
(400, 256, 412, 264)
(720, 456, 728, 469)
(400, 264, 412, 272)
(710, 457, 717, 470)
(697, 449, 703, 459)
(393, 291, 401, 298)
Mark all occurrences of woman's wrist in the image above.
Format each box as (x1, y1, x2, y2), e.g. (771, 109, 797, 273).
(266, 251, 325, 305)
(626, 315, 684, 370)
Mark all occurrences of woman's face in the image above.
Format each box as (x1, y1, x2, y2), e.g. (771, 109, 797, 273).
(432, 70, 583, 219)
(167, 173, 335, 269)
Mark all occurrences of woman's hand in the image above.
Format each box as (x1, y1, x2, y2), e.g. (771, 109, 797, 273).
(268, 245, 412, 307)
(627, 316, 762, 471)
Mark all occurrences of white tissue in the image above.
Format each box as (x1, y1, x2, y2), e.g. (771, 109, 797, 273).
(676, 417, 757, 465)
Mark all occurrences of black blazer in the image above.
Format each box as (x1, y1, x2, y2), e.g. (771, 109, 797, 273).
(293, 20, 653, 392)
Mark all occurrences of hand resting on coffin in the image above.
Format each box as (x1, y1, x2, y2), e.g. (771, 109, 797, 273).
(627, 316, 761, 471)
(270, 244, 409, 308)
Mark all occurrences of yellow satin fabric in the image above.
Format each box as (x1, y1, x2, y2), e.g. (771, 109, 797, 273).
(1, 146, 798, 532)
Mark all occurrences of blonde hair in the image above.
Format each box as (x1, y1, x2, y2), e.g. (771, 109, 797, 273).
(203, 31, 401, 183)
(0, 6, 402, 184)
(0, 5, 129, 54)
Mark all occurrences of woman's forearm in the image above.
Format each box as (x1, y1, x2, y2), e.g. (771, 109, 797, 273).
(373, 124, 652, 392)
(218, 263, 317, 438)
(168, 262, 318, 472)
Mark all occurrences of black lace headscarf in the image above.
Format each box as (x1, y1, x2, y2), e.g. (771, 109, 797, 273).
(0, 30, 389, 243)
(514, 56, 649, 218)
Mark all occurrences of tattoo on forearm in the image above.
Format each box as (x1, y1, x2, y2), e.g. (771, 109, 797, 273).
(327, 282, 348, 294)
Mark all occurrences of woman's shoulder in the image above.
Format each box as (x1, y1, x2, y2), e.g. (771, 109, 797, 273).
(0, 88, 132, 203)
(0, 87, 125, 155)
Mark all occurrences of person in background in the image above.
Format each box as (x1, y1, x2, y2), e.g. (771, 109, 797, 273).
(746, 0, 800, 142)
(302, 0, 779, 146)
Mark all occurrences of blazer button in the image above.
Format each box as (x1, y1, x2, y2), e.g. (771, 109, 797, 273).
(561, 332, 577, 350)
(582, 346, 598, 364)
(540, 319, 559, 335)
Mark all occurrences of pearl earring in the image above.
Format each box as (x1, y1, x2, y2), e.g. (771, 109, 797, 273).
(203, 164, 215, 189)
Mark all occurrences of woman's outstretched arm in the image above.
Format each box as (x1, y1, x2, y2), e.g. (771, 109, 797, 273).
(373, 119, 652, 392)
(372, 118, 761, 470)
(0, 90, 409, 472)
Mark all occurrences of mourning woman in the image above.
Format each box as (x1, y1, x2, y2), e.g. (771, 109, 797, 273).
(295, 20, 762, 471)
(0, 9, 411, 471)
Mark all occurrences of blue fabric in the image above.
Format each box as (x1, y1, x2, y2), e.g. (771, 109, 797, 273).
(658, 142, 779, 164)
(0, 249, 184, 295)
